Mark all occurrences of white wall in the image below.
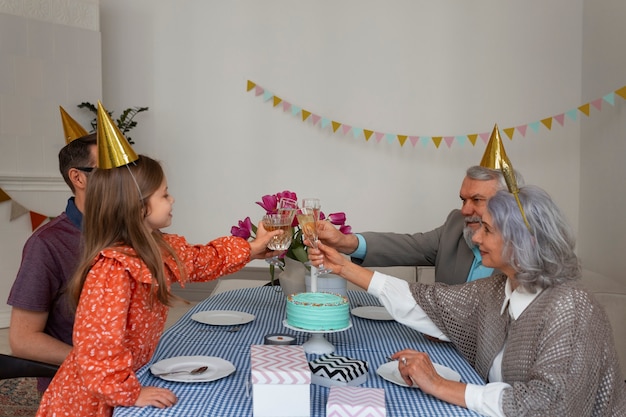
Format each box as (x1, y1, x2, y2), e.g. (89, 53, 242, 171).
(0, 1, 101, 327)
(579, 0, 626, 281)
(98, 0, 583, 269)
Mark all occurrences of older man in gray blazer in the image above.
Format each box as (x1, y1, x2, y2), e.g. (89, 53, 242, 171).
(318, 165, 523, 285)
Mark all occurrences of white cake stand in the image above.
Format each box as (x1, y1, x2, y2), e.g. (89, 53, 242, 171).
(283, 320, 352, 354)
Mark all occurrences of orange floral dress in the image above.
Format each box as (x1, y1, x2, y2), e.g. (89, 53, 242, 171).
(36, 234, 250, 417)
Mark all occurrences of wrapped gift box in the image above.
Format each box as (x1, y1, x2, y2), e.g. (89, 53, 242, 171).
(309, 354, 368, 387)
(250, 344, 311, 417)
(327, 386, 386, 417)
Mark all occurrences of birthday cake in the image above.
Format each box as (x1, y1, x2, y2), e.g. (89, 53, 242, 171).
(286, 292, 350, 331)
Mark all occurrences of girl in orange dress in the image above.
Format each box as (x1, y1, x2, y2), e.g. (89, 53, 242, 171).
(36, 154, 281, 417)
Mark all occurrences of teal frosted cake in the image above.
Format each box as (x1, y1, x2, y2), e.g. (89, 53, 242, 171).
(286, 292, 350, 331)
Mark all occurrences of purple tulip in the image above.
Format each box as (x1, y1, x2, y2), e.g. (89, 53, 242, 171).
(256, 194, 278, 213)
(327, 212, 346, 226)
(339, 224, 352, 234)
(231, 217, 253, 239)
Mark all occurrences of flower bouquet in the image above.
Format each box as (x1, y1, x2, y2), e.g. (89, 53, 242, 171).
(231, 190, 351, 283)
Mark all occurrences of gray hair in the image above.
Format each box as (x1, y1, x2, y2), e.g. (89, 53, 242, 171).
(466, 165, 525, 192)
(487, 185, 581, 292)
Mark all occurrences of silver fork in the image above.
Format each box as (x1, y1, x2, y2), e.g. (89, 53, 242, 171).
(227, 326, 241, 333)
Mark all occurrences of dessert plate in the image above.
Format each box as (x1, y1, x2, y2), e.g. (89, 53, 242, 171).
(150, 356, 235, 382)
(351, 306, 393, 321)
(191, 310, 255, 326)
(376, 360, 461, 388)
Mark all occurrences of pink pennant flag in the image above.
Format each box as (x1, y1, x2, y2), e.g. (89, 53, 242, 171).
(554, 114, 565, 126)
(282, 101, 291, 112)
(591, 98, 603, 111)
(254, 86, 264, 96)
(479, 132, 490, 143)
(341, 125, 352, 135)
(516, 125, 528, 137)
(409, 136, 419, 146)
(374, 132, 384, 143)
(444, 136, 455, 148)
(311, 114, 321, 126)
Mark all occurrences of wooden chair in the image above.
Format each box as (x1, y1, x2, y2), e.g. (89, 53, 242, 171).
(0, 353, 59, 380)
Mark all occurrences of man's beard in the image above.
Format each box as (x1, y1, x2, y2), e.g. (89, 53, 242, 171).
(463, 216, 481, 248)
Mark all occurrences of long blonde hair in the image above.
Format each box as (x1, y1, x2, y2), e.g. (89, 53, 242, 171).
(69, 155, 184, 307)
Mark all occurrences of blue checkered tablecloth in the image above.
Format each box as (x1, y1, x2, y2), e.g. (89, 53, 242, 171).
(114, 287, 483, 417)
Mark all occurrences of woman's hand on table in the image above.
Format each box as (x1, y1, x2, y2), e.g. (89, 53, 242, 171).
(392, 349, 467, 409)
(135, 386, 178, 409)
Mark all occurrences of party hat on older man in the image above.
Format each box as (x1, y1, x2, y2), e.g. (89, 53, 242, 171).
(480, 124, 532, 233)
(96, 100, 138, 169)
(59, 106, 89, 144)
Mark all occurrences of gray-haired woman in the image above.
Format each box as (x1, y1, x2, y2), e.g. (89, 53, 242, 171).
(308, 185, 625, 416)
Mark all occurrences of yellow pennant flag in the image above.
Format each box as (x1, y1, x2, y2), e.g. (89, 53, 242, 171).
(397, 135, 407, 146)
(301, 110, 311, 121)
(541, 117, 553, 130)
(273, 96, 282, 107)
(615, 86, 626, 100)
(467, 134, 478, 146)
(0, 188, 11, 203)
(503, 127, 515, 140)
(578, 103, 590, 116)
(331, 121, 341, 132)
(432, 137, 442, 148)
(364, 130, 374, 141)
(247, 80, 256, 91)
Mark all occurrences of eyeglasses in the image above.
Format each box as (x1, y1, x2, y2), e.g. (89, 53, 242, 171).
(75, 167, 95, 173)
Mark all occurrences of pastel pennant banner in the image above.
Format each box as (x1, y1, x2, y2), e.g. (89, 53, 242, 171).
(246, 80, 626, 148)
(0, 187, 52, 231)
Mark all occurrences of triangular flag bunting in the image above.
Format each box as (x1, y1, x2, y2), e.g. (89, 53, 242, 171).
(578, 103, 590, 116)
(591, 98, 603, 111)
(529, 121, 541, 132)
(311, 114, 321, 126)
(409, 136, 419, 146)
(301, 110, 311, 121)
(479, 132, 490, 143)
(603, 93, 615, 106)
(565, 109, 578, 121)
(467, 134, 478, 145)
(364, 130, 374, 141)
(282, 101, 291, 112)
(331, 121, 341, 132)
(516, 125, 527, 137)
(374, 132, 384, 143)
(384, 134, 395, 144)
(443, 136, 454, 148)
(420, 137, 430, 147)
(615, 86, 626, 99)
(554, 114, 565, 126)
(352, 128, 363, 139)
(10, 201, 29, 220)
(503, 128, 515, 140)
(263, 91, 273, 102)
(291, 105, 301, 116)
(540, 117, 553, 130)
(246, 80, 256, 91)
(0, 188, 10, 203)
(397, 135, 408, 146)
(455, 136, 466, 146)
(321, 118, 331, 129)
(273, 96, 282, 107)
(254, 86, 264, 96)
(30, 211, 48, 231)
(432, 137, 442, 148)
(341, 125, 352, 135)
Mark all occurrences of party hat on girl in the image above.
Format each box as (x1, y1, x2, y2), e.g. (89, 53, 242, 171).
(60, 106, 89, 144)
(96, 101, 138, 169)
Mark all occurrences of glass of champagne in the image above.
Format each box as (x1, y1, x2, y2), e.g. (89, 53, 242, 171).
(297, 198, 332, 275)
(264, 198, 298, 267)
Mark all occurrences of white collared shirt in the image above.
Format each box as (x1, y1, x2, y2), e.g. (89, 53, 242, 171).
(368, 272, 542, 417)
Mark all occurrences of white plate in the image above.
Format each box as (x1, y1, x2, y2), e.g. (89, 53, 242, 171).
(351, 306, 393, 321)
(150, 355, 235, 382)
(376, 360, 461, 388)
(191, 310, 255, 326)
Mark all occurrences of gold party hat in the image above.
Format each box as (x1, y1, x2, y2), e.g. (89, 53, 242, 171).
(96, 101, 139, 169)
(480, 124, 532, 233)
(60, 106, 89, 144)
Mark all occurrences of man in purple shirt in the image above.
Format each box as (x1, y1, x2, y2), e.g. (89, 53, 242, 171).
(7, 132, 96, 392)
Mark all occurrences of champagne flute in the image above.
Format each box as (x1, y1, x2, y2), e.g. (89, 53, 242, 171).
(297, 198, 332, 275)
(264, 198, 298, 267)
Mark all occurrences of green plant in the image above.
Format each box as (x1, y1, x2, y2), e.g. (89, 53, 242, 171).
(77, 102, 149, 144)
